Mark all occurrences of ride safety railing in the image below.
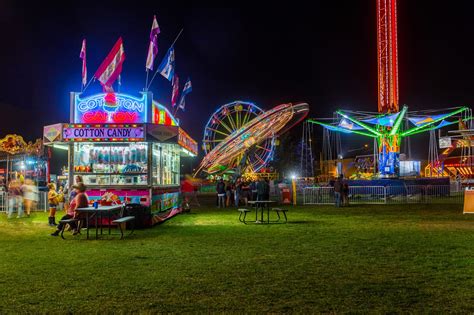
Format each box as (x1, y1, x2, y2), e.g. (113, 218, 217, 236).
(303, 185, 464, 205)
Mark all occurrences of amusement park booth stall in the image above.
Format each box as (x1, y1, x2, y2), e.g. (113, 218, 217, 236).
(43, 91, 198, 225)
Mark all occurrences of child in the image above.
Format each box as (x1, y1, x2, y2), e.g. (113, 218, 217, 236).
(47, 183, 59, 226)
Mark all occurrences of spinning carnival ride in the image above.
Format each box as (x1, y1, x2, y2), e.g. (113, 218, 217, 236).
(202, 101, 275, 174)
(196, 101, 309, 176)
(308, 0, 473, 178)
(309, 106, 471, 177)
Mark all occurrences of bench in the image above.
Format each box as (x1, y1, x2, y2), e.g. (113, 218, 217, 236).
(112, 216, 135, 239)
(271, 208, 288, 223)
(238, 209, 251, 224)
(59, 218, 82, 239)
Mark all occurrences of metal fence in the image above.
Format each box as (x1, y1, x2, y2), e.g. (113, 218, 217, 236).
(303, 185, 464, 205)
(0, 191, 48, 213)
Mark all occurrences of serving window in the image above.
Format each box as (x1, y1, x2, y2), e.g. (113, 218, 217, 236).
(73, 142, 148, 186)
(152, 143, 180, 186)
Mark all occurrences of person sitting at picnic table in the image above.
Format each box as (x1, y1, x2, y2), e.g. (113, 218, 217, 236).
(50, 183, 89, 237)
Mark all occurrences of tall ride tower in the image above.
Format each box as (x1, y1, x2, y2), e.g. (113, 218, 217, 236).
(377, 0, 399, 113)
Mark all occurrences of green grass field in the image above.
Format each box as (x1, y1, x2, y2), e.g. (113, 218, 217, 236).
(0, 202, 473, 313)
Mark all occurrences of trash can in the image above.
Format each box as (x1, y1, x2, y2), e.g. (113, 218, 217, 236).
(123, 203, 152, 229)
(281, 187, 291, 204)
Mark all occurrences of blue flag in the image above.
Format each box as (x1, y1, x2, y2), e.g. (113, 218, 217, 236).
(178, 77, 192, 110)
(157, 47, 175, 81)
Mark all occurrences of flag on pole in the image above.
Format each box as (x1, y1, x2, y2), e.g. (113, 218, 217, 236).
(94, 37, 126, 92)
(171, 75, 179, 107)
(80, 39, 87, 87)
(178, 77, 192, 110)
(157, 46, 175, 81)
(145, 15, 161, 70)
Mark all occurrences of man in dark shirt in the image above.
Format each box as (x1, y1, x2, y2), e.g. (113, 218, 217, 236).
(333, 176, 343, 207)
(216, 179, 226, 208)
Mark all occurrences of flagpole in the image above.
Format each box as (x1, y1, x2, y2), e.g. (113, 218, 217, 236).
(173, 105, 179, 117)
(147, 28, 184, 90)
(82, 77, 95, 94)
(144, 69, 150, 91)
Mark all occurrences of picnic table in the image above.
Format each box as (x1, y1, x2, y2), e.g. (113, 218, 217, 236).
(75, 205, 123, 239)
(247, 200, 276, 224)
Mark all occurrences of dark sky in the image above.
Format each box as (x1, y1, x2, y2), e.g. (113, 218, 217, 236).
(1, 1, 473, 160)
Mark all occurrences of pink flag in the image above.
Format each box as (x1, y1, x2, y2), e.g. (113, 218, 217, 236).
(94, 37, 126, 92)
(80, 39, 87, 86)
(146, 15, 161, 70)
(171, 75, 179, 107)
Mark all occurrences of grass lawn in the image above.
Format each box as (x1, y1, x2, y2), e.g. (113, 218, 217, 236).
(0, 202, 473, 313)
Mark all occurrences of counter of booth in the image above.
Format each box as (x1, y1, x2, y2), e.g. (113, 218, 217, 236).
(43, 91, 198, 226)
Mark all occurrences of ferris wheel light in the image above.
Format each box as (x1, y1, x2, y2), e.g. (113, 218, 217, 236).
(196, 101, 309, 176)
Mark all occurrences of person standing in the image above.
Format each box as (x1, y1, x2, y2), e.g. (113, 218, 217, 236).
(57, 186, 65, 212)
(263, 179, 270, 201)
(256, 178, 265, 201)
(234, 178, 242, 207)
(7, 179, 23, 219)
(342, 181, 349, 206)
(225, 182, 232, 207)
(22, 179, 35, 217)
(51, 183, 89, 236)
(333, 176, 343, 207)
(216, 179, 226, 208)
(241, 181, 250, 206)
(47, 183, 59, 226)
(250, 180, 257, 201)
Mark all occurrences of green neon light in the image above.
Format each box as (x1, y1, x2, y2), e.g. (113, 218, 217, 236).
(401, 107, 468, 137)
(406, 116, 474, 136)
(307, 119, 377, 138)
(336, 110, 382, 136)
(389, 105, 407, 136)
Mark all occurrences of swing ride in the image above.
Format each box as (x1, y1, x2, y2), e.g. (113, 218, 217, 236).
(307, 0, 473, 179)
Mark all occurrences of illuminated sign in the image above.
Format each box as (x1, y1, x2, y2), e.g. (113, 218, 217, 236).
(152, 101, 178, 126)
(63, 124, 145, 142)
(439, 137, 452, 149)
(178, 128, 198, 156)
(74, 93, 148, 124)
(43, 124, 63, 143)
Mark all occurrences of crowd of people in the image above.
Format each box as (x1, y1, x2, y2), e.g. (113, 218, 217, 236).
(6, 178, 40, 219)
(215, 177, 270, 208)
(4, 174, 92, 236)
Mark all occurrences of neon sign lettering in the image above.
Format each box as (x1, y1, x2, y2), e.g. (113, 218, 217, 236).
(63, 125, 145, 141)
(82, 111, 138, 123)
(77, 96, 145, 113)
(74, 93, 147, 124)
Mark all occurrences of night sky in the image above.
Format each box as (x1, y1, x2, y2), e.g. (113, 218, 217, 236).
(1, 1, 473, 161)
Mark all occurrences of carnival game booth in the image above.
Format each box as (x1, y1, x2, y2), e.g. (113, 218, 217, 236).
(43, 92, 197, 226)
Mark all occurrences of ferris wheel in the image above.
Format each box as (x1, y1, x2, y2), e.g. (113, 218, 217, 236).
(202, 101, 275, 174)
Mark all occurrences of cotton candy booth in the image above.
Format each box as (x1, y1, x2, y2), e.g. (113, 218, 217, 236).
(43, 91, 197, 226)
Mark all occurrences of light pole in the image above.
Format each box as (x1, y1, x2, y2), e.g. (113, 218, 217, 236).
(291, 174, 297, 206)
